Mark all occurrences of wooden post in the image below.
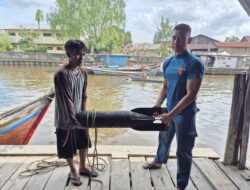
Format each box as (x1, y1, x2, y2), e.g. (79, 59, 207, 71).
(224, 74, 246, 165)
(238, 73, 250, 169)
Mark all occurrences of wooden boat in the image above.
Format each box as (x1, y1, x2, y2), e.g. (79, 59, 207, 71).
(0, 90, 55, 145)
(128, 76, 163, 83)
(89, 68, 142, 76)
(117, 66, 142, 72)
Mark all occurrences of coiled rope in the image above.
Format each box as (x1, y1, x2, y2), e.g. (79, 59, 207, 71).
(19, 110, 107, 190)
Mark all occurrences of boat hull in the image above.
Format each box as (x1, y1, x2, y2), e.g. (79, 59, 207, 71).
(0, 91, 54, 145)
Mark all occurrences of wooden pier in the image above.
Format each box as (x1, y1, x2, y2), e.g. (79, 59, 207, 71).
(0, 145, 249, 190)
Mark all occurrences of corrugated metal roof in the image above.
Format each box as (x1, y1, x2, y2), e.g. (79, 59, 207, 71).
(192, 34, 220, 43)
(241, 36, 250, 42)
(132, 43, 161, 50)
(215, 42, 250, 48)
(188, 44, 217, 50)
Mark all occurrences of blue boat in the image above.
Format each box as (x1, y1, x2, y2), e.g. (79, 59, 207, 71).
(96, 54, 129, 67)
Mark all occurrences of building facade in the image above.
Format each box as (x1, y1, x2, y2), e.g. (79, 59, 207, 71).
(188, 34, 220, 54)
(215, 42, 250, 56)
(2, 25, 64, 53)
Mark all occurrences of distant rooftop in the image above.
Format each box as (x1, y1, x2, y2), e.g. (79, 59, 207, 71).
(123, 43, 161, 50)
(192, 34, 220, 43)
(241, 36, 250, 42)
(1, 25, 51, 30)
(215, 42, 250, 48)
(188, 44, 217, 50)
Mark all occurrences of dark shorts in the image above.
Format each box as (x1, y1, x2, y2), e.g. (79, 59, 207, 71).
(56, 128, 92, 159)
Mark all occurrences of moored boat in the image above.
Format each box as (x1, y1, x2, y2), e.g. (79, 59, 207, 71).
(89, 68, 142, 76)
(0, 90, 55, 145)
(128, 76, 163, 83)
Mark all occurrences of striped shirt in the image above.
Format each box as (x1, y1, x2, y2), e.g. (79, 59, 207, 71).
(54, 65, 87, 130)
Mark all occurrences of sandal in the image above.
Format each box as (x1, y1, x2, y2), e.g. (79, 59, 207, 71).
(79, 169, 98, 178)
(143, 162, 161, 169)
(68, 173, 82, 186)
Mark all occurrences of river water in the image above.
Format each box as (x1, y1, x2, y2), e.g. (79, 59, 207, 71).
(0, 65, 249, 157)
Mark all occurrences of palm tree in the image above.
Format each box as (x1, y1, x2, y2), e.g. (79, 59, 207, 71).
(35, 9, 44, 30)
(35, 9, 44, 46)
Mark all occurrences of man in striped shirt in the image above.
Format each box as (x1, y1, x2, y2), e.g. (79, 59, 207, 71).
(54, 40, 97, 186)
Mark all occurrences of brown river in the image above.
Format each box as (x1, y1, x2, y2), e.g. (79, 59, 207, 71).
(0, 65, 249, 157)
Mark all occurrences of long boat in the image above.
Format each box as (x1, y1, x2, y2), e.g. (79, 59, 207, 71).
(0, 90, 55, 145)
(88, 68, 142, 76)
(128, 76, 163, 83)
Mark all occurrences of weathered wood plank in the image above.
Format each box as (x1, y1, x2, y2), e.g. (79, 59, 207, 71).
(1, 156, 40, 190)
(190, 160, 213, 190)
(129, 156, 153, 190)
(88, 156, 111, 190)
(167, 159, 196, 190)
(224, 74, 246, 165)
(110, 159, 130, 190)
(0, 145, 220, 159)
(44, 163, 69, 190)
(67, 175, 89, 190)
(0, 156, 27, 189)
(23, 156, 61, 190)
(239, 73, 250, 169)
(0, 156, 9, 170)
(194, 158, 237, 190)
(215, 160, 250, 190)
(146, 156, 175, 190)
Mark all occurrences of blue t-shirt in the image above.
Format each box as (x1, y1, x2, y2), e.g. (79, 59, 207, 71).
(163, 50, 204, 114)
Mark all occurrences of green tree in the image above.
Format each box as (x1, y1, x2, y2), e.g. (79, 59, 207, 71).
(0, 31, 14, 52)
(19, 32, 47, 52)
(35, 9, 44, 29)
(224, 36, 240, 42)
(99, 26, 132, 53)
(47, 0, 126, 53)
(153, 17, 173, 56)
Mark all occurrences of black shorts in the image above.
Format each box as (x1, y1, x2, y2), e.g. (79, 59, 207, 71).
(56, 128, 92, 159)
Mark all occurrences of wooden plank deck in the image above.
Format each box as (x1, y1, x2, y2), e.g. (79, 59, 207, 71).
(0, 145, 249, 190)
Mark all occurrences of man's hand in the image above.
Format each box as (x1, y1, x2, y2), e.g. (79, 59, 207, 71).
(158, 113, 173, 125)
(152, 106, 162, 117)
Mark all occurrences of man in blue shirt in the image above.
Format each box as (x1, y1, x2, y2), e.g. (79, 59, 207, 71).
(143, 23, 204, 190)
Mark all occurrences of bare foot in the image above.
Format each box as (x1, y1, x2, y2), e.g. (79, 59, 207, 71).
(79, 167, 98, 177)
(69, 171, 82, 186)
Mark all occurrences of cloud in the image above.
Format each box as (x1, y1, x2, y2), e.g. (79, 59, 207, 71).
(8, 0, 53, 8)
(0, 0, 249, 42)
(126, 0, 250, 42)
(0, 0, 56, 27)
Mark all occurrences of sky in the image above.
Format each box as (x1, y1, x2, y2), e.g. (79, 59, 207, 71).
(0, 0, 249, 43)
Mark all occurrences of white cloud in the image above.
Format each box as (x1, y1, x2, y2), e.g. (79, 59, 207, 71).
(0, 0, 249, 42)
(125, 0, 250, 42)
(8, 0, 53, 8)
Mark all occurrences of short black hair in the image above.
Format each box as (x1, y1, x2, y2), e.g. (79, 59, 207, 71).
(64, 39, 86, 51)
(174, 23, 191, 35)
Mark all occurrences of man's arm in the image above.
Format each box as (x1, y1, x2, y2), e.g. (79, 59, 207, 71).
(154, 79, 167, 107)
(160, 78, 202, 124)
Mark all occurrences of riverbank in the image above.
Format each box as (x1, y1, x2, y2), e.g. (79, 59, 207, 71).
(1, 52, 248, 75)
